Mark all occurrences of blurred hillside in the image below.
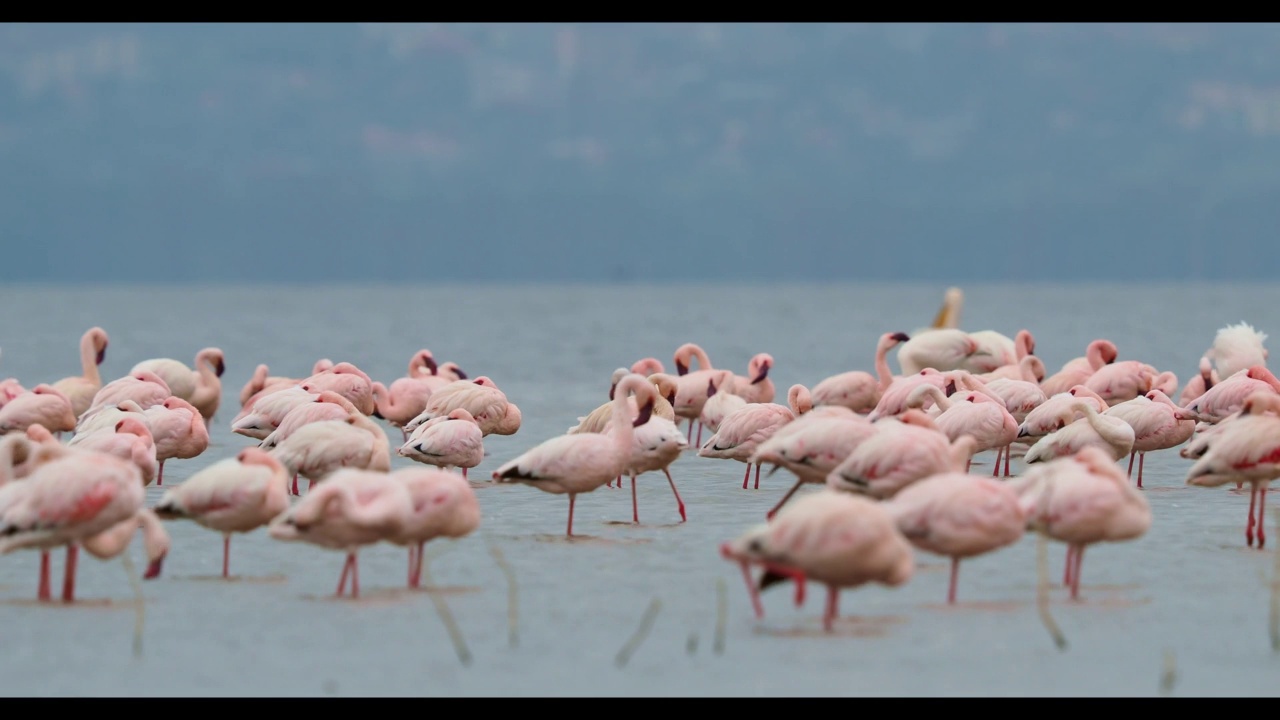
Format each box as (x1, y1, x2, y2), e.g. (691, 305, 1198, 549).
(2, 23, 1279, 283)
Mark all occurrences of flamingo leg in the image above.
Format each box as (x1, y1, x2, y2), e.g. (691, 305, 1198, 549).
(1003, 446, 1011, 477)
(991, 447, 1002, 477)
(1259, 485, 1268, 549)
(462, 467, 467, 480)
(1248, 484, 1259, 547)
(37, 550, 51, 601)
(222, 535, 231, 578)
(292, 474, 299, 496)
(336, 554, 352, 596)
(663, 467, 687, 522)
(754, 462, 762, 489)
(1063, 545, 1074, 587)
(1137, 452, 1146, 489)
(350, 553, 360, 598)
(1126, 451, 1136, 479)
(413, 541, 426, 588)
(401, 427, 408, 443)
(742, 464, 751, 490)
(696, 421, 703, 448)
(766, 477, 807, 520)
(966, 458, 972, 473)
(631, 473, 640, 524)
(686, 419, 694, 444)
(567, 493, 577, 536)
(61, 544, 78, 603)
(407, 545, 417, 588)
(157, 459, 165, 486)
(823, 585, 840, 632)
(948, 557, 961, 605)
(1070, 544, 1085, 600)
(757, 560, 807, 606)
(737, 560, 765, 618)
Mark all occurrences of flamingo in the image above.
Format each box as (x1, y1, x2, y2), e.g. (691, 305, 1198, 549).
(699, 370, 747, 435)
(65, 417, 159, 486)
(961, 328, 1037, 375)
(1082, 360, 1160, 406)
(87, 371, 171, 414)
(630, 357, 665, 376)
(1103, 390, 1196, 488)
(1039, 339, 1119, 396)
(1022, 399, 1136, 466)
(238, 358, 333, 410)
(903, 385, 1019, 476)
(73, 400, 147, 437)
(268, 468, 414, 598)
(698, 384, 808, 490)
(1185, 391, 1280, 548)
(131, 348, 226, 422)
(388, 466, 481, 590)
(719, 489, 915, 631)
(896, 329, 982, 375)
(154, 447, 291, 578)
(1010, 446, 1152, 600)
(230, 385, 318, 440)
(1181, 366, 1280, 423)
(1179, 356, 1218, 406)
(50, 326, 109, 419)
(727, 353, 776, 404)
(568, 372, 676, 435)
(1015, 386, 1108, 442)
(810, 331, 910, 414)
(671, 342, 719, 446)
(398, 408, 485, 479)
(371, 349, 442, 440)
(826, 411, 977, 500)
(980, 377, 1048, 424)
(975, 355, 1046, 385)
(298, 362, 376, 416)
(402, 377, 520, 437)
(0, 385, 77, 437)
(748, 413, 878, 519)
(492, 373, 655, 536)
(268, 411, 392, 496)
(143, 396, 211, 486)
(0, 379, 26, 410)
(0, 432, 72, 601)
(611, 376, 688, 524)
(259, 391, 359, 451)
(883, 469, 1026, 604)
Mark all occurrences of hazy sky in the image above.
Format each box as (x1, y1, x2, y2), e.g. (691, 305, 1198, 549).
(3, 23, 1279, 283)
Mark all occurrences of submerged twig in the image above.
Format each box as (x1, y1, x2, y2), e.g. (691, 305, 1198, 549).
(1160, 648, 1177, 695)
(1271, 509, 1280, 652)
(616, 597, 662, 668)
(1036, 531, 1067, 651)
(119, 551, 145, 659)
(488, 540, 519, 648)
(714, 577, 727, 655)
(419, 562, 472, 667)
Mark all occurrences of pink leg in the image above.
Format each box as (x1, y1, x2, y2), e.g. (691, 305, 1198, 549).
(1137, 453, 1146, 489)
(292, 474, 299, 496)
(766, 478, 807, 520)
(222, 535, 231, 578)
(413, 541, 425, 587)
(61, 544, 78, 603)
(1003, 446, 1011, 477)
(37, 550, 51, 601)
(754, 462, 762, 490)
(1070, 544, 1085, 600)
(566, 493, 577, 536)
(350, 553, 360, 598)
(739, 561, 764, 619)
(758, 560, 807, 606)
(823, 585, 839, 632)
(157, 459, 165, 486)
(401, 427, 408, 443)
(462, 467, 467, 480)
(948, 557, 960, 605)
(407, 545, 417, 588)
(663, 468, 686, 522)
(742, 464, 751, 490)
(1259, 486, 1268, 549)
(991, 447, 1001, 477)
(336, 554, 352, 596)
(696, 421, 703, 448)
(1063, 545, 1074, 587)
(966, 458, 972, 473)
(631, 473, 640, 524)
(686, 419, 694, 444)
(1126, 451, 1136, 479)
(1248, 484, 1259, 547)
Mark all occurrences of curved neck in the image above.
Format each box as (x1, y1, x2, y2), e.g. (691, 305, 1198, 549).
(950, 436, 976, 471)
(371, 382, 396, 416)
(788, 385, 811, 415)
(874, 338, 896, 390)
(1018, 356, 1040, 383)
(79, 332, 101, 386)
(1086, 342, 1109, 370)
(907, 383, 949, 411)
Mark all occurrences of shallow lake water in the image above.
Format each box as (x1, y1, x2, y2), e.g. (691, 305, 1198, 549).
(0, 281, 1278, 697)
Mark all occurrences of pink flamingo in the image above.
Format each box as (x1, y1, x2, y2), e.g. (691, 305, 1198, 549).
(699, 384, 808, 490)
(268, 468, 414, 598)
(402, 377, 521, 437)
(131, 348, 226, 422)
(143, 396, 211, 486)
(904, 385, 1019, 476)
(962, 329, 1037, 375)
(388, 466, 481, 589)
(50, 326, 109, 419)
(612, 378, 688, 524)
(1011, 446, 1152, 600)
(1206, 322, 1269, 379)
(0, 384, 76, 437)
(748, 413, 878, 519)
(980, 377, 1048, 424)
(811, 332, 910, 414)
(1016, 386, 1108, 441)
(976, 355, 1047, 384)
(719, 489, 915, 631)
(371, 350, 442, 440)
(238, 358, 333, 409)
(398, 408, 485, 479)
(268, 411, 392, 495)
(298, 362, 376, 416)
(884, 469, 1026, 604)
(699, 370, 747, 435)
(1182, 365, 1280, 423)
(88, 371, 171, 413)
(1040, 339, 1119, 396)
(728, 353, 776, 404)
(569, 371, 676, 435)
(154, 447, 291, 577)
(0, 432, 71, 601)
(868, 369, 966, 421)
(73, 399, 147, 437)
(66, 417, 159, 485)
(76, 508, 170, 580)
(671, 342, 719, 446)
(493, 374, 655, 536)
(895, 329, 981, 375)
(1185, 391, 1280, 548)
(1148, 370, 1179, 397)
(0, 379, 27, 410)
(1179, 356, 1218, 406)
(1023, 400, 1136, 465)
(826, 412, 977, 500)
(231, 385, 318, 440)
(1103, 389, 1196, 488)
(1083, 360, 1159, 406)
(0, 444, 158, 602)
(259, 391, 359, 451)
(630, 357, 665, 376)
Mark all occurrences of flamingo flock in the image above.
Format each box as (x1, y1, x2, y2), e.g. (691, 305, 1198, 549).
(0, 289, 1275, 634)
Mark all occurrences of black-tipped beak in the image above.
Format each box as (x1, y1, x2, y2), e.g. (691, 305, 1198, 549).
(423, 355, 438, 375)
(96, 347, 107, 365)
(144, 555, 165, 580)
(751, 364, 770, 384)
(371, 409, 384, 420)
(454, 367, 468, 380)
(1017, 427, 1029, 438)
(945, 380, 957, 396)
(667, 392, 676, 407)
(609, 384, 617, 401)
(891, 332, 910, 342)
(633, 399, 654, 427)
(676, 360, 688, 376)
(215, 359, 226, 378)
(707, 380, 718, 398)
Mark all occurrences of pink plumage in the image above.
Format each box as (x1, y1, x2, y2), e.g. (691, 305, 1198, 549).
(0, 384, 76, 436)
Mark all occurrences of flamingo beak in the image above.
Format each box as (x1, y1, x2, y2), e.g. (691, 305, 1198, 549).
(423, 355, 438, 376)
(751, 364, 770, 384)
(676, 359, 688, 376)
(891, 332, 910, 342)
(719, 542, 733, 559)
(215, 359, 226, 377)
(144, 555, 165, 580)
(96, 347, 107, 365)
